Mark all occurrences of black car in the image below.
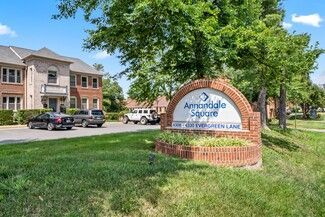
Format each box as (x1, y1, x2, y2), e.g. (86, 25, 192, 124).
(27, 112, 74, 131)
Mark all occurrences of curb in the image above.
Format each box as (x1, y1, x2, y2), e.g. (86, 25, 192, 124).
(0, 125, 26, 129)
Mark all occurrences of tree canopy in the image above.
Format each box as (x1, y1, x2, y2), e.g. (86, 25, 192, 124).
(54, 0, 278, 102)
(55, 0, 323, 128)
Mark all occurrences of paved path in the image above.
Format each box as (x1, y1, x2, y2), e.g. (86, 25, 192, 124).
(0, 122, 160, 145)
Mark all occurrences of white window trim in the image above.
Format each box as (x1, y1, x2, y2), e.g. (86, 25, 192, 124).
(70, 96, 77, 108)
(70, 74, 76, 87)
(81, 97, 88, 109)
(1, 67, 22, 84)
(92, 77, 98, 89)
(92, 97, 99, 109)
(81, 76, 88, 88)
(2, 96, 22, 111)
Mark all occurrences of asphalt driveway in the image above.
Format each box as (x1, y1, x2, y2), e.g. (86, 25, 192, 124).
(0, 122, 160, 145)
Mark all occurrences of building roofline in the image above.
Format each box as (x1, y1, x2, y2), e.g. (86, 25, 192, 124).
(23, 54, 74, 64)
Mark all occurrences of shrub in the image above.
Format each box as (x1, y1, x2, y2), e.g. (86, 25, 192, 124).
(0, 110, 15, 126)
(105, 112, 120, 120)
(15, 109, 52, 124)
(66, 108, 79, 115)
(105, 111, 128, 121)
(157, 131, 250, 147)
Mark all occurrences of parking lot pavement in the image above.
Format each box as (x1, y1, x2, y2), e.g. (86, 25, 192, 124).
(0, 122, 160, 145)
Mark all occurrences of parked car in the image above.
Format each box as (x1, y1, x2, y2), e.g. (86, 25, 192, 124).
(123, 108, 160, 125)
(28, 112, 74, 131)
(73, 109, 105, 127)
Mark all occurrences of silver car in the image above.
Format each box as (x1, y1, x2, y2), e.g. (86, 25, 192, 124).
(73, 109, 105, 127)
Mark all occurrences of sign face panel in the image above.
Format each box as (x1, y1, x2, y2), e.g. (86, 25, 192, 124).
(172, 88, 242, 131)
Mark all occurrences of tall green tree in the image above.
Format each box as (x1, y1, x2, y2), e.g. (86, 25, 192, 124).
(93, 63, 125, 112)
(271, 33, 322, 128)
(54, 0, 266, 103)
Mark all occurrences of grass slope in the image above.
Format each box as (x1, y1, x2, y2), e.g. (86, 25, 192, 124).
(0, 129, 324, 216)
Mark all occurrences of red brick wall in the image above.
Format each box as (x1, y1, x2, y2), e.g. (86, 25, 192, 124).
(155, 141, 261, 167)
(70, 73, 103, 109)
(161, 79, 261, 145)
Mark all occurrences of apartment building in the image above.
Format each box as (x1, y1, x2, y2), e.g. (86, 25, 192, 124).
(126, 96, 169, 114)
(0, 45, 102, 112)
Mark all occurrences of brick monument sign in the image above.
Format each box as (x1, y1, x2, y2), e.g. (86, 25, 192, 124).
(156, 79, 262, 167)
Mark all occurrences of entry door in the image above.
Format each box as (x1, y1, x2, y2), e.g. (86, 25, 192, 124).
(49, 98, 58, 112)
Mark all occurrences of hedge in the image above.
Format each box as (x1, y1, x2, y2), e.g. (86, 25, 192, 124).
(66, 108, 79, 115)
(0, 110, 15, 126)
(105, 111, 128, 121)
(15, 109, 52, 124)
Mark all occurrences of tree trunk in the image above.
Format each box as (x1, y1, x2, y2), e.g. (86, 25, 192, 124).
(301, 103, 309, 119)
(257, 87, 269, 129)
(279, 83, 287, 129)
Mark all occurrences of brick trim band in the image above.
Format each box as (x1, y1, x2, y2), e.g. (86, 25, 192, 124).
(155, 141, 261, 167)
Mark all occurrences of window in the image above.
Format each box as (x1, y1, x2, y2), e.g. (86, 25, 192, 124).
(2, 97, 6, 109)
(138, 110, 143, 114)
(70, 97, 77, 108)
(93, 98, 99, 109)
(81, 97, 88, 109)
(70, 75, 76, 87)
(2, 68, 7, 82)
(92, 78, 98, 88)
(82, 110, 89, 115)
(17, 70, 21, 83)
(1, 68, 21, 83)
(2, 96, 21, 110)
(9, 69, 15, 83)
(48, 71, 57, 84)
(91, 110, 103, 115)
(81, 76, 88, 88)
(16, 97, 21, 110)
(144, 110, 148, 114)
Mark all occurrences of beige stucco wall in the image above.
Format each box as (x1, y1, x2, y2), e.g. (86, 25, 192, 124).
(25, 58, 70, 110)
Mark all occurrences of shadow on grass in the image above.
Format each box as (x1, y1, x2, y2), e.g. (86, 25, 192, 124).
(262, 128, 300, 154)
(0, 131, 210, 216)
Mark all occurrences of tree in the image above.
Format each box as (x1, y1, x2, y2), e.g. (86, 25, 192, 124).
(54, 0, 268, 103)
(93, 63, 104, 73)
(93, 63, 125, 112)
(102, 78, 126, 112)
(271, 33, 323, 128)
(54, 0, 322, 130)
(289, 81, 325, 118)
(224, 12, 284, 129)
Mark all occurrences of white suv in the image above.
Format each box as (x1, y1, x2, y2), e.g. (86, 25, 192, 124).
(123, 108, 160, 125)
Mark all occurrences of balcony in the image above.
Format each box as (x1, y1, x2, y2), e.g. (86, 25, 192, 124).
(41, 84, 68, 96)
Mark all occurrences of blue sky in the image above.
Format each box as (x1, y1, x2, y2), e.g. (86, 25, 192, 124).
(0, 0, 324, 96)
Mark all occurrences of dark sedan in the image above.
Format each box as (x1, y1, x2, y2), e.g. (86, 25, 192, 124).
(27, 112, 74, 131)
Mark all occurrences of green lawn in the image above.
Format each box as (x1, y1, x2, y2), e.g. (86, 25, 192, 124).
(287, 119, 325, 129)
(0, 129, 324, 216)
(287, 113, 325, 129)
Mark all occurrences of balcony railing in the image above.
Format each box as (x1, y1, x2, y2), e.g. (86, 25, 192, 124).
(41, 84, 68, 96)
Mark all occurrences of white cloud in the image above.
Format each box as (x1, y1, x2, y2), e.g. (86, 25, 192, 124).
(0, 23, 16, 37)
(93, 51, 111, 59)
(291, 13, 323, 27)
(282, 22, 293, 29)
